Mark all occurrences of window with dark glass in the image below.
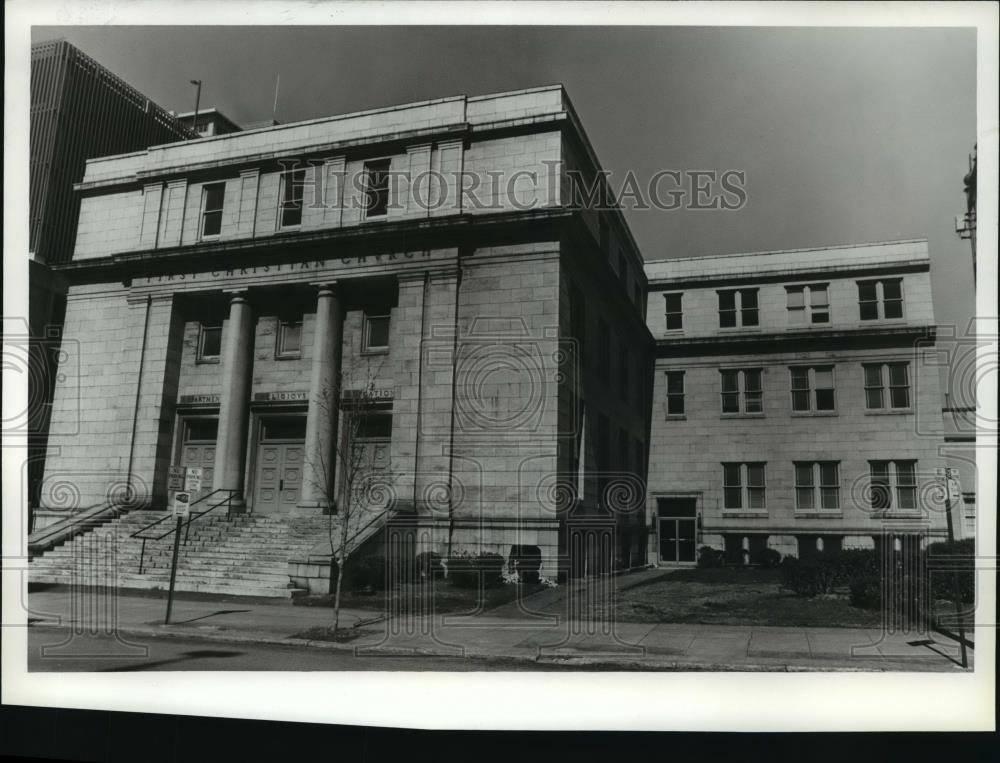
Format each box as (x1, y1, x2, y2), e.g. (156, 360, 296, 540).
(795, 461, 840, 510)
(363, 160, 391, 218)
(790, 366, 836, 412)
(279, 168, 306, 228)
(863, 362, 911, 410)
(664, 293, 683, 330)
(721, 368, 762, 414)
(723, 462, 766, 510)
(197, 322, 222, 362)
(665, 371, 685, 415)
(869, 460, 917, 511)
(363, 313, 390, 352)
(200, 183, 225, 238)
(718, 288, 759, 328)
(858, 279, 904, 321)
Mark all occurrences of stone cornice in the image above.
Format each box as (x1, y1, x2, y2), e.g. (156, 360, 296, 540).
(654, 325, 937, 357)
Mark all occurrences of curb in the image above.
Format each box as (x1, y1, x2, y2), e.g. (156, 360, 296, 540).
(28, 624, 966, 672)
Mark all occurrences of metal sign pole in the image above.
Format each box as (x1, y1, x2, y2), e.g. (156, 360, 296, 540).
(942, 468, 968, 668)
(164, 515, 183, 625)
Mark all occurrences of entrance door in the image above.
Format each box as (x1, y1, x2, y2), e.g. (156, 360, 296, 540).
(657, 498, 697, 563)
(253, 416, 305, 514)
(179, 418, 217, 504)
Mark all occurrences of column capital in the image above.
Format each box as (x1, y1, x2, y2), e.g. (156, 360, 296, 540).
(308, 280, 340, 293)
(223, 288, 251, 302)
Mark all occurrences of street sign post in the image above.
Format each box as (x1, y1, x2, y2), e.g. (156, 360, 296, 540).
(938, 466, 968, 668)
(165, 492, 191, 624)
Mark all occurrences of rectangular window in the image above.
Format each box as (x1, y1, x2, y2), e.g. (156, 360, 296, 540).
(790, 365, 836, 412)
(200, 182, 225, 238)
(363, 159, 391, 218)
(858, 279, 904, 321)
(664, 293, 683, 331)
(720, 368, 763, 414)
(795, 461, 840, 511)
(276, 317, 303, 359)
(863, 362, 911, 410)
(197, 322, 222, 363)
(279, 168, 306, 228)
(718, 288, 759, 328)
(363, 313, 390, 352)
(868, 460, 919, 511)
(786, 283, 830, 325)
(723, 462, 767, 511)
(665, 371, 685, 415)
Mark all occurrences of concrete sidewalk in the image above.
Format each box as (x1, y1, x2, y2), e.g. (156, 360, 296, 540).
(24, 586, 972, 671)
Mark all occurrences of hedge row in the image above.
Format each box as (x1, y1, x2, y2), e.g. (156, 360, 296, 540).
(338, 547, 544, 591)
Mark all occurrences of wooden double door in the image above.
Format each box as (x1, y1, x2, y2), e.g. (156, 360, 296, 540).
(253, 416, 306, 514)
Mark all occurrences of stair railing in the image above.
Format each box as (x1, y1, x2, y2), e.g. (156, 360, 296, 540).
(129, 489, 236, 575)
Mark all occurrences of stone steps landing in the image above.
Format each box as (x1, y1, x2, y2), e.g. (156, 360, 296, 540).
(29, 511, 331, 597)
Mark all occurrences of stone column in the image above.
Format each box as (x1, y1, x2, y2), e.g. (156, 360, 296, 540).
(212, 290, 254, 505)
(299, 283, 343, 509)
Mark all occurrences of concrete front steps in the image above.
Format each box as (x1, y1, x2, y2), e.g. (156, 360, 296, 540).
(28, 510, 332, 597)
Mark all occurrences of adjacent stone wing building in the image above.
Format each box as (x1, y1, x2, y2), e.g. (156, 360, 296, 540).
(643, 240, 951, 565)
(38, 86, 653, 584)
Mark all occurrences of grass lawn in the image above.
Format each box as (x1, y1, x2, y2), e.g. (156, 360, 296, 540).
(293, 580, 547, 615)
(598, 567, 885, 628)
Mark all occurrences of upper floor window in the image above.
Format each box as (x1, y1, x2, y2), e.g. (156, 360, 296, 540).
(197, 322, 222, 363)
(858, 279, 904, 321)
(664, 293, 683, 331)
(665, 371, 685, 415)
(795, 461, 841, 511)
(363, 160, 391, 219)
(721, 368, 763, 414)
(786, 283, 829, 325)
(723, 462, 766, 510)
(790, 365, 836, 412)
(362, 312, 390, 353)
(718, 288, 759, 328)
(864, 362, 911, 410)
(200, 183, 225, 238)
(276, 316, 303, 359)
(869, 460, 917, 511)
(279, 168, 306, 228)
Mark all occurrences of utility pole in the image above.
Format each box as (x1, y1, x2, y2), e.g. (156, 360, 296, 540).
(956, 145, 977, 286)
(190, 79, 202, 137)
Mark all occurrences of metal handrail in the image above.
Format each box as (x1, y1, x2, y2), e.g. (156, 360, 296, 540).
(130, 489, 235, 574)
(27, 499, 125, 557)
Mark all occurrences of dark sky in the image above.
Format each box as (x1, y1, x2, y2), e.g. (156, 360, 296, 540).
(33, 25, 977, 337)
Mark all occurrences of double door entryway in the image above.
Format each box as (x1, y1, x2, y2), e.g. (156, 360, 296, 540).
(657, 497, 697, 564)
(178, 414, 305, 514)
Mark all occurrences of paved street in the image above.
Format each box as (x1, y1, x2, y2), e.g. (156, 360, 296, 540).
(26, 630, 584, 672)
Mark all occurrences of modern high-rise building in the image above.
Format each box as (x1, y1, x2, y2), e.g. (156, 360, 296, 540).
(27, 39, 196, 522)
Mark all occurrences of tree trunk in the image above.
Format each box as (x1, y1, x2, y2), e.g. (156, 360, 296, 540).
(331, 556, 345, 634)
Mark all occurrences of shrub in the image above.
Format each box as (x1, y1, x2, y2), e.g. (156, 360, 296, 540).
(341, 553, 386, 591)
(697, 546, 724, 568)
(925, 539, 975, 604)
(447, 552, 506, 589)
(849, 574, 881, 609)
(780, 555, 837, 596)
(508, 545, 542, 585)
(414, 551, 444, 579)
(756, 548, 782, 569)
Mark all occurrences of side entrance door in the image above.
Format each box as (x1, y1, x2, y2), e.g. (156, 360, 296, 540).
(657, 497, 697, 563)
(253, 417, 305, 514)
(179, 418, 217, 504)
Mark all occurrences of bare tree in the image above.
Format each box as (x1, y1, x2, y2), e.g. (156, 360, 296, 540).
(306, 364, 396, 634)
